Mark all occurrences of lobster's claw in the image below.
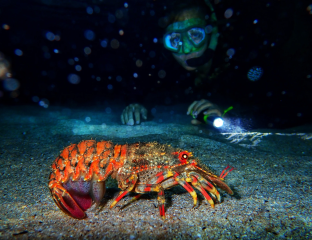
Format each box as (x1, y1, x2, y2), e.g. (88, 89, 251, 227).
(51, 184, 90, 219)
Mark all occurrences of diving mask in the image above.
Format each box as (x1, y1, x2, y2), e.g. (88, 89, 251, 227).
(163, 18, 208, 53)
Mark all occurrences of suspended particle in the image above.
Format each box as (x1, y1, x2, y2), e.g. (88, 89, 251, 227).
(96, 76, 101, 81)
(84, 30, 95, 41)
(153, 38, 158, 43)
(75, 65, 82, 71)
(68, 73, 80, 84)
(14, 49, 23, 56)
(124, 3, 128, 8)
(88, 63, 94, 68)
(149, 51, 156, 58)
(86, 6, 93, 15)
(39, 98, 50, 108)
(115, 9, 123, 18)
(55, 35, 61, 41)
(32, 96, 39, 102)
(105, 107, 112, 114)
(3, 78, 20, 91)
(205, 25, 213, 34)
(247, 66, 263, 81)
(151, 65, 155, 69)
(108, 14, 116, 23)
(84, 47, 91, 55)
(46, 32, 55, 41)
(74, 57, 79, 62)
(107, 84, 113, 90)
(101, 39, 108, 48)
(226, 48, 235, 58)
(110, 39, 120, 49)
(224, 8, 233, 19)
(158, 70, 166, 79)
(116, 76, 122, 82)
(253, 19, 258, 24)
(68, 59, 75, 65)
(2, 24, 10, 30)
(85, 116, 91, 122)
(133, 73, 138, 78)
(119, 30, 124, 36)
(150, 10, 155, 16)
(53, 49, 59, 53)
(136, 59, 143, 67)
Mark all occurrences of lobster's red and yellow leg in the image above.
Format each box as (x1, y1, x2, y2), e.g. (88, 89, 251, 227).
(175, 175, 198, 207)
(49, 182, 89, 219)
(110, 174, 138, 208)
(220, 165, 235, 179)
(189, 171, 221, 202)
(189, 176, 215, 208)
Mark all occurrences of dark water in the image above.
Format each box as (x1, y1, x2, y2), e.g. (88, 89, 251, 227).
(0, 0, 312, 239)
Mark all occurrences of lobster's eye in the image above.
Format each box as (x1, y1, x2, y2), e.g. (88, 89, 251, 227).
(182, 154, 188, 160)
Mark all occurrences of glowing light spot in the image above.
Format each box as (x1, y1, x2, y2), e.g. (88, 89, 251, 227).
(45, 32, 55, 41)
(84, 47, 91, 55)
(224, 8, 233, 19)
(108, 14, 116, 23)
(110, 39, 120, 49)
(119, 29, 124, 36)
(84, 30, 95, 41)
(68, 74, 80, 84)
(124, 3, 128, 8)
(116, 76, 122, 82)
(101, 39, 108, 48)
(85, 116, 91, 122)
(247, 66, 263, 81)
(149, 51, 156, 58)
(133, 73, 138, 78)
(107, 84, 113, 90)
(136, 59, 143, 67)
(3, 78, 20, 91)
(213, 118, 224, 128)
(205, 25, 213, 34)
(2, 24, 10, 30)
(75, 65, 82, 71)
(253, 19, 258, 24)
(86, 6, 93, 15)
(158, 70, 166, 79)
(14, 49, 23, 56)
(53, 49, 59, 53)
(153, 38, 158, 43)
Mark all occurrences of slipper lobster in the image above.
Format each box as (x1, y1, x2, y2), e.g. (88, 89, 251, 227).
(48, 140, 234, 219)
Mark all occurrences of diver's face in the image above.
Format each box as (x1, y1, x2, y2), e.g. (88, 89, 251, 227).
(164, 10, 208, 71)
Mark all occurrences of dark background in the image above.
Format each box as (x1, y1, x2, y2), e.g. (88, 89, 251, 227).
(0, 0, 311, 129)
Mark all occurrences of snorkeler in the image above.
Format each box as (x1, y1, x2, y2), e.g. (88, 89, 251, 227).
(121, 0, 223, 126)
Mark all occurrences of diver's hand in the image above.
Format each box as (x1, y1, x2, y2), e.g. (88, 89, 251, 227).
(187, 99, 222, 125)
(121, 103, 147, 125)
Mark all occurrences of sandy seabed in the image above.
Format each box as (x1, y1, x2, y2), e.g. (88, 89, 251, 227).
(0, 104, 311, 239)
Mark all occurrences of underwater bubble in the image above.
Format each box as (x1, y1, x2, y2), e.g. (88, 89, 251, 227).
(107, 84, 113, 90)
(224, 8, 233, 19)
(75, 65, 82, 71)
(85, 116, 91, 122)
(149, 51, 156, 58)
(158, 70, 166, 79)
(226, 48, 235, 58)
(133, 73, 138, 78)
(3, 78, 20, 91)
(45, 32, 55, 41)
(14, 49, 23, 56)
(84, 30, 95, 41)
(108, 14, 116, 23)
(84, 47, 91, 55)
(110, 39, 120, 49)
(247, 66, 263, 81)
(68, 74, 80, 84)
(86, 6, 93, 15)
(116, 76, 122, 82)
(136, 59, 143, 67)
(153, 38, 158, 43)
(101, 39, 108, 48)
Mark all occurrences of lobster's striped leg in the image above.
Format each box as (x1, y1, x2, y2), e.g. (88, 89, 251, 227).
(110, 174, 138, 208)
(175, 175, 198, 207)
(189, 172, 220, 202)
(189, 176, 215, 208)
